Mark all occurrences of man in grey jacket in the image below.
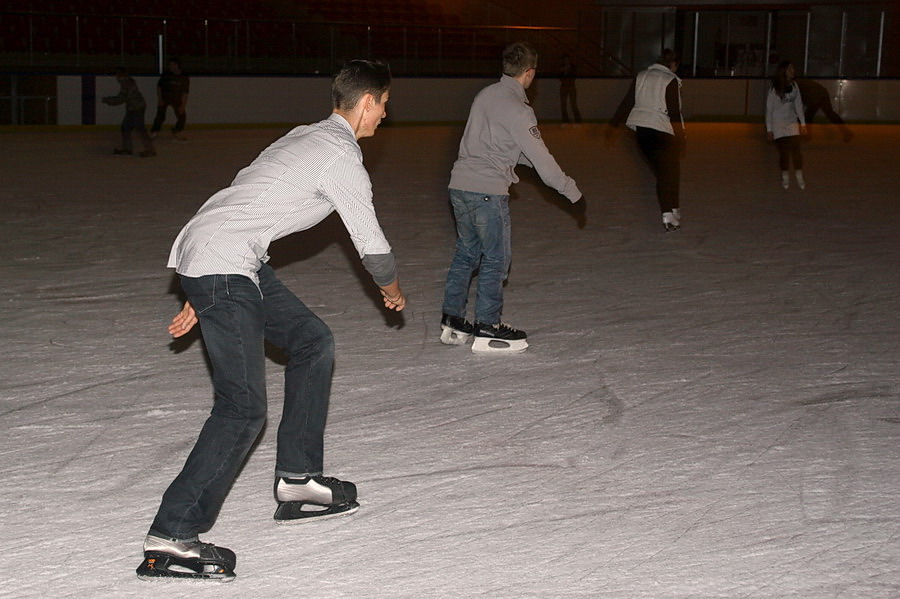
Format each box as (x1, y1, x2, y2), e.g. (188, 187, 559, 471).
(439, 41, 585, 354)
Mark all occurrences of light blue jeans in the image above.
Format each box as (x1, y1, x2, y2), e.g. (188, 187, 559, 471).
(441, 188, 511, 326)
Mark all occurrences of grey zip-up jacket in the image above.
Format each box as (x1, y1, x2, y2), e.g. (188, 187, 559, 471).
(103, 76, 147, 112)
(449, 75, 581, 202)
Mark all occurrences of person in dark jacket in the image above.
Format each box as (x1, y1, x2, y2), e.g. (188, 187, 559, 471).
(151, 57, 190, 141)
(795, 78, 854, 143)
(102, 67, 156, 157)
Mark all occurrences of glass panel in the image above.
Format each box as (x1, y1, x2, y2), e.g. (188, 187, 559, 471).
(769, 11, 808, 77)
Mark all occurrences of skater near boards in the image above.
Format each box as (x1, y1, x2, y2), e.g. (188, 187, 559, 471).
(439, 41, 585, 354)
(766, 60, 808, 190)
(137, 59, 405, 583)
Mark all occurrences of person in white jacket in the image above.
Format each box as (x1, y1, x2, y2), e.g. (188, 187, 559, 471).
(766, 60, 807, 190)
(608, 49, 685, 232)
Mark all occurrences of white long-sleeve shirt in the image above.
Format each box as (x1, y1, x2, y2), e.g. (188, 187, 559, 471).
(766, 84, 805, 139)
(449, 75, 581, 202)
(168, 113, 394, 286)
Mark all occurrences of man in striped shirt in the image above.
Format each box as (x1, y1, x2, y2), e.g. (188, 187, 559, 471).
(137, 60, 405, 582)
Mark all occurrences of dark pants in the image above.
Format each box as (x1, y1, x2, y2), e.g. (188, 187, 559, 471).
(149, 263, 334, 539)
(151, 101, 186, 133)
(635, 126, 680, 213)
(775, 136, 803, 171)
(560, 82, 581, 123)
(805, 103, 845, 126)
(121, 108, 154, 152)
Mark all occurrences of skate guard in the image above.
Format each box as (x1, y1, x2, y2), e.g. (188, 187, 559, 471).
(471, 336, 528, 354)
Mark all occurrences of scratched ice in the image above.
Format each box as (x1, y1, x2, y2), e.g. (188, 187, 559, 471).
(1, 122, 897, 598)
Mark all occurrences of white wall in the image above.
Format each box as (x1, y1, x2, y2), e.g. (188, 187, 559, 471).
(58, 75, 900, 126)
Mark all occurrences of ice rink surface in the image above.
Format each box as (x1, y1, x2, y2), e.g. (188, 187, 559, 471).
(1, 120, 898, 598)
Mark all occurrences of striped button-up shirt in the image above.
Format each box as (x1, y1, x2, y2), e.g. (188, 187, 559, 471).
(168, 113, 394, 286)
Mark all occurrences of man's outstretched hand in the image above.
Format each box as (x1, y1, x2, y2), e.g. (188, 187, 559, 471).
(564, 196, 587, 229)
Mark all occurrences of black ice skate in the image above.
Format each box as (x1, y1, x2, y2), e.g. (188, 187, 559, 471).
(439, 313, 474, 345)
(273, 475, 359, 524)
(471, 322, 528, 354)
(136, 535, 236, 582)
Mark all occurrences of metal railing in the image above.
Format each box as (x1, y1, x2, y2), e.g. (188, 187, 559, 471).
(0, 10, 631, 78)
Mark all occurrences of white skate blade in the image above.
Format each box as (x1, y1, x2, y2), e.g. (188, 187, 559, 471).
(440, 324, 472, 345)
(471, 337, 528, 354)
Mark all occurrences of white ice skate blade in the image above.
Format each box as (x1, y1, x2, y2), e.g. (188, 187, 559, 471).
(440, 324, 471, 345)
(471, 337, 528, 354)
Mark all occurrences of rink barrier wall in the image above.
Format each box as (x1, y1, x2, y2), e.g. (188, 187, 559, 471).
(59, 75, 900, 127)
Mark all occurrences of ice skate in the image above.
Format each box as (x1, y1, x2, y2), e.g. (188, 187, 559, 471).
(781, 171, 790, 190)
(795, 170, 806, 190)
(440, 313, 474, 345)
(274, 475, 359, 524)
(136, 534, 236, 582)
(662, 211, 680, 232)
(471, 322, 528, 354)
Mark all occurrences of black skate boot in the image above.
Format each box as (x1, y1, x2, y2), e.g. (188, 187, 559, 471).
(471, 322, 528, 354)
(273, 475, 359, 524)
(439, 313, 474, 345)
(136, 534, 236, 582)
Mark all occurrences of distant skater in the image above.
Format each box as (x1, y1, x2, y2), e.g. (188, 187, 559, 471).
(136, 60, 404, 583)
(608, 49, 686, 232)
(795, 78, 854, 143)
(559, 53, 581, 124)
(101, 67, 156, 157)
(151, 57, 190, 142)
(766, 60, 807, 190)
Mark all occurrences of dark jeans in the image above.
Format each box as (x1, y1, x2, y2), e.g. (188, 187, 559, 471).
(775, 136, 803, 171)
(151, 102, 186, 133)
(635, 126, 680, 213)
(150, 263, 334, 539)
(121, 108, 154, 152)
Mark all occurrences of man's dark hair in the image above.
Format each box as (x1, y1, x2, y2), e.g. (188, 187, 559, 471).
(502, 42, 538, 77)
(771, 59, 795, 98)
(332, 60, 391, 111)
(656, 49, 679, 67)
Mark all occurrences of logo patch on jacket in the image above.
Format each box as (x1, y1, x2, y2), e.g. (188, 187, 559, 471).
(529, 126, 541, 139)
